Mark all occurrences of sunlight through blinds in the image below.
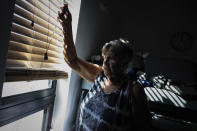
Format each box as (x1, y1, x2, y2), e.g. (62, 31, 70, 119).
(6, 0, 68, 81)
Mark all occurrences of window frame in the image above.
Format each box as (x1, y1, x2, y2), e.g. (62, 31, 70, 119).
(0, 1, 63, 131)
(0, 80, 57, 131)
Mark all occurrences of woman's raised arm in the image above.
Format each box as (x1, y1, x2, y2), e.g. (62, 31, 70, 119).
(57, 4, 102, 82)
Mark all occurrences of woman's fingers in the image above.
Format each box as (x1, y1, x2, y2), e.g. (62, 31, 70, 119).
(62, 4, 68, 13)
(59, 4, 69, 16)
(58, 11, 64, 20)
(57, 11, 63, 23)
(61, 4, 72, 20)
(57, 4, 72, 24)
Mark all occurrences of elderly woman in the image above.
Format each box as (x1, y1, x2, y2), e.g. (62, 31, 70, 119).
(58, 4, 151, 131)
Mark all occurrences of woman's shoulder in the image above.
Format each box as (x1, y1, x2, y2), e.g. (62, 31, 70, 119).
(122, 80, 144, 99)
(90, 70, 105, 92)
(95, 70, 105, 82)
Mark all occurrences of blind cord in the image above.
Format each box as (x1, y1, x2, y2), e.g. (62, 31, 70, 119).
(35, 0, 52, 79)
(30, 0, 36, 70)
(44, 0, 59, 67)
(44, 0, 52, 61)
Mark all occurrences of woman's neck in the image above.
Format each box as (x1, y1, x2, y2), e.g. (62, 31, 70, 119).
(103, 78, 124, 94)
(107, 75, 127, 86)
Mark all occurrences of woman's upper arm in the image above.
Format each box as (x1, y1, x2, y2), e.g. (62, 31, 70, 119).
(72, 57, 103, 83)
(132, 83, 151, 127)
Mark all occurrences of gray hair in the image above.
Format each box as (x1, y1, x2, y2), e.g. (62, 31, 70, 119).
(102, 38, 134, 65)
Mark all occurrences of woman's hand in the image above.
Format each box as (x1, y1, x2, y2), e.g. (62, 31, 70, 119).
(57, 4, 72, 29)
(57, 4, 77, 66)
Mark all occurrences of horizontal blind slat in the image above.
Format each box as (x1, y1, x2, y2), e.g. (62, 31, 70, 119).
(16, 0, 62, 29)
(14, 4, 62, 35)
(13, 13, 63, 42)
(12, 22, 63, 48)
(50, 0, 62, 9)
(9, 41, 63, 59)
(5, 69, 68, 82)
(10, 32, 63, 53)
(39, 0, 60, 16)
(26, 0, 58, 20)
(7, 50, 63, 64)
(7, 59, 67, 71)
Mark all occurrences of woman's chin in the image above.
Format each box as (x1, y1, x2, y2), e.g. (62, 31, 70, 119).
(104, 71, 110, 77)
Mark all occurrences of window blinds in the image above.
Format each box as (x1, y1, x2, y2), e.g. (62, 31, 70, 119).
(6, 0, 68, 82)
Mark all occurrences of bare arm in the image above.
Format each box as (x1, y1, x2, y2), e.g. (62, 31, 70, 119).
(57, 4, 102, 82)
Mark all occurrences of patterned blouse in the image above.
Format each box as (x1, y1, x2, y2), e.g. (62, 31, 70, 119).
(76, 71, 150, 131)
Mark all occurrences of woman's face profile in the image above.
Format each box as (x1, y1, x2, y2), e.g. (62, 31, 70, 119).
(102, 48, 126, 84)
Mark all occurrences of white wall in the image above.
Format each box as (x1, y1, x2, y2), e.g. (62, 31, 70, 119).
(2, 80, 49, 97)
(50, 77, 71, 131)
(0, 110, 43, 131)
